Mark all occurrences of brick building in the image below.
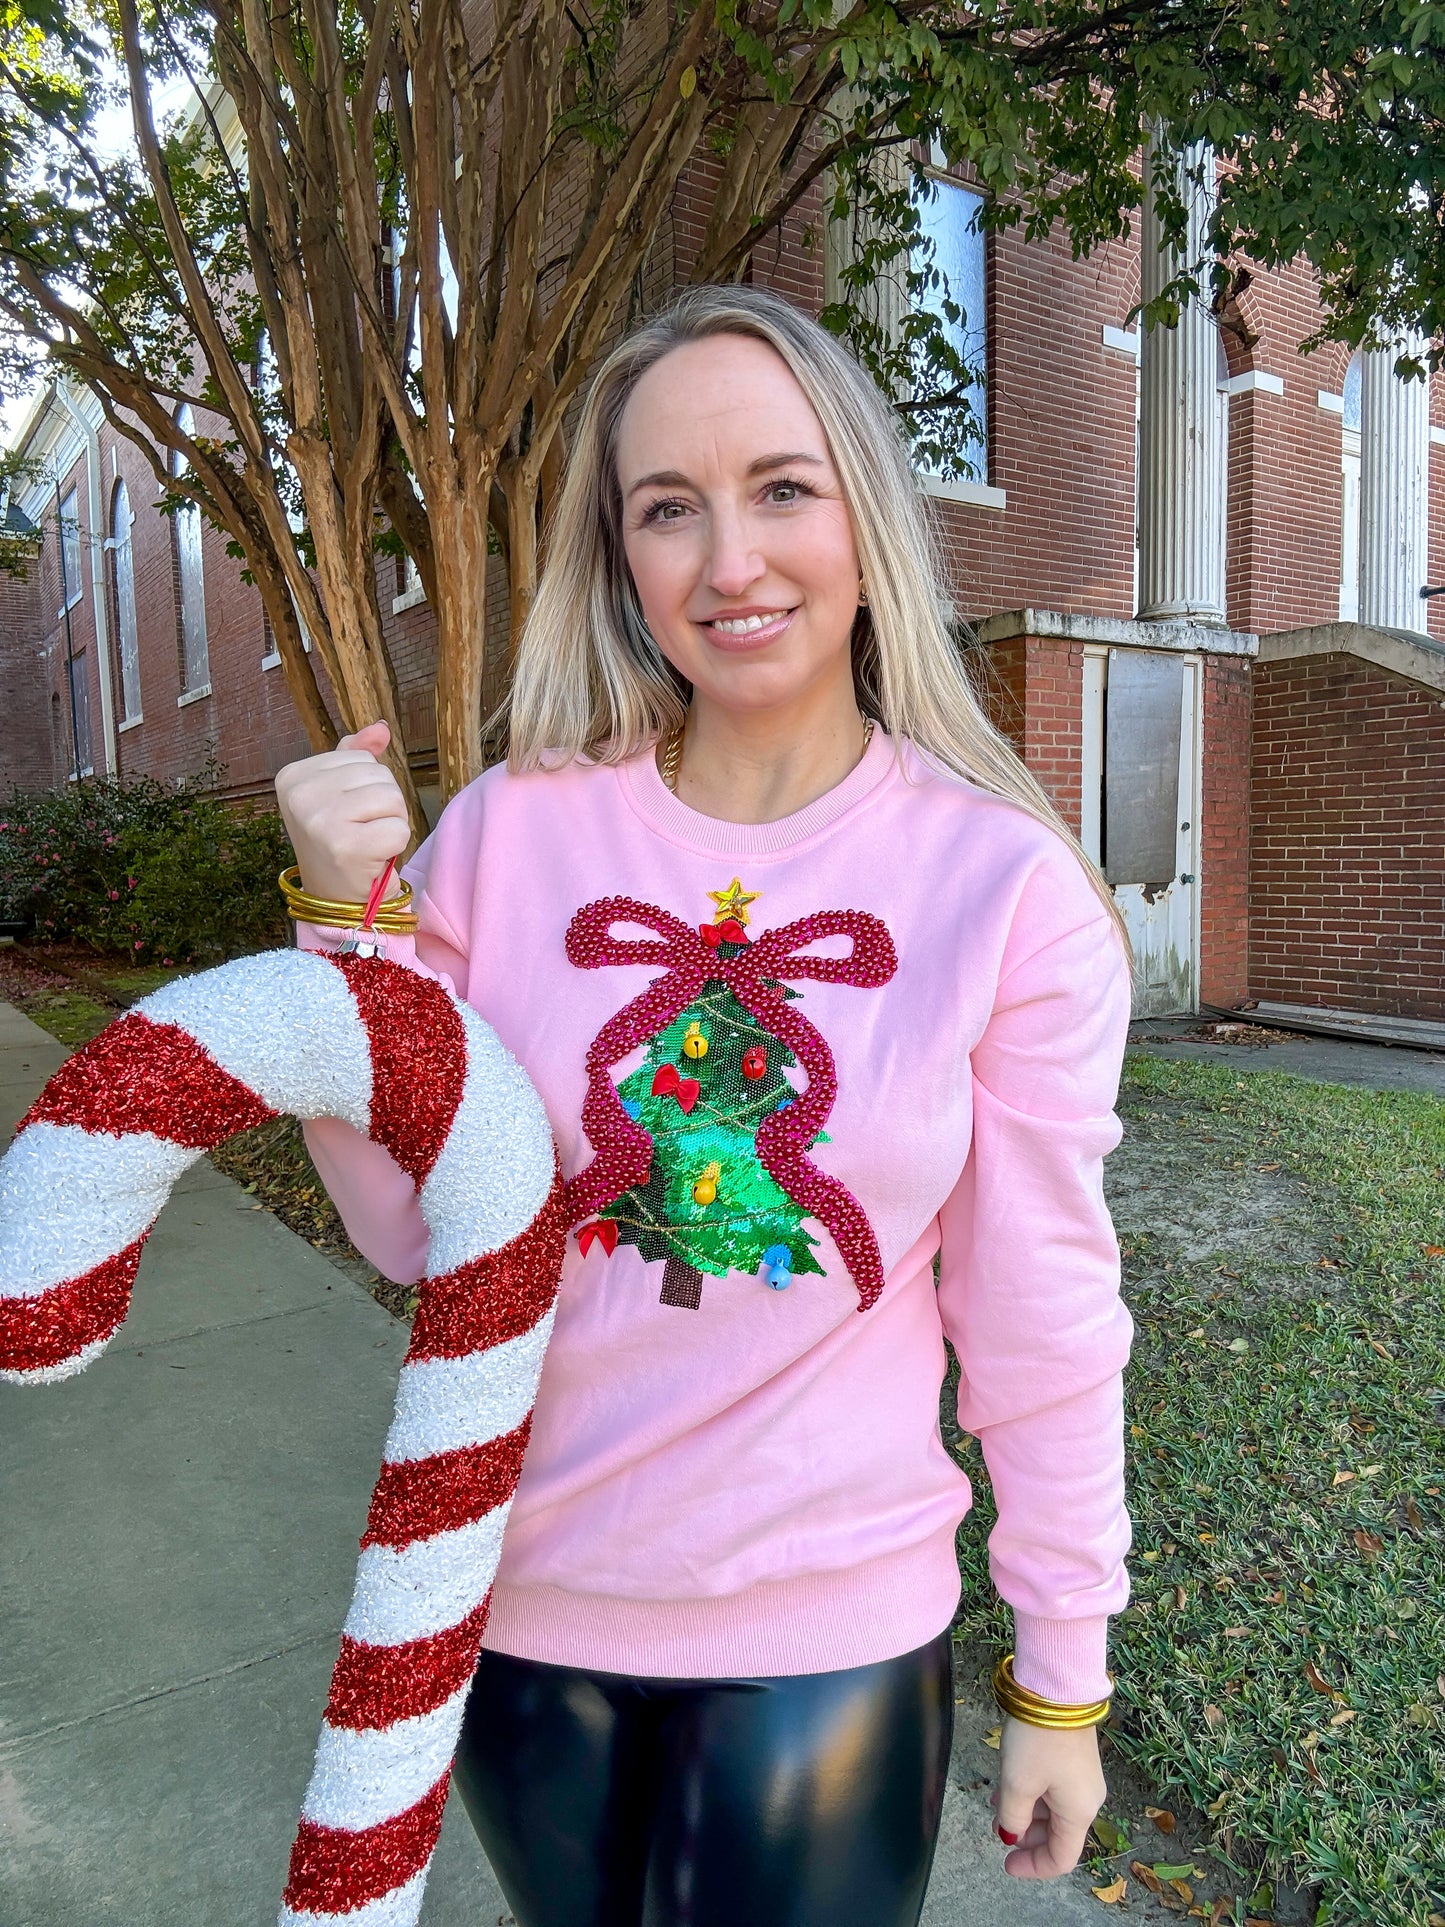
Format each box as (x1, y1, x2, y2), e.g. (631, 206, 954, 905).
(4, 139, 1442, 1018)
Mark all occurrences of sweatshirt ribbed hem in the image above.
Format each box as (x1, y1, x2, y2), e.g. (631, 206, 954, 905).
(1010, 1611, 1113, 1703)
(618, 723, 898, 856)
(481, 1529, 964, 1679)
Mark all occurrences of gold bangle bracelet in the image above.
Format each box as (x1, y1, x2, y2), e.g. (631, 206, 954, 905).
(278, 865, 415, 915)
(992, 1654, 1113, 1731)
(283, 906, 419, 934)
(278, 865, 416, 928)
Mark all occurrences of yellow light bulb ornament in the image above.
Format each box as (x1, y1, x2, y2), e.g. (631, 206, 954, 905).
(682, 1021, 708, 1061)
(692, 1161, 722, 1207)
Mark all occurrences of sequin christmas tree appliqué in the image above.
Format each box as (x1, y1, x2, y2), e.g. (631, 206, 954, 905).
(563, 881, 897, 1311)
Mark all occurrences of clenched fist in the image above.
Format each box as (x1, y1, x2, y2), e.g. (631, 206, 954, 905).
(275, 721, 411, 906)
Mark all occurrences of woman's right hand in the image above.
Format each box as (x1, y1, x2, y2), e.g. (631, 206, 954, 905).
(275, 721, 412, 906)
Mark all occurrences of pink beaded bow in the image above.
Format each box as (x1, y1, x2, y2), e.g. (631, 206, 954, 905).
(563, 896, 897, 1309)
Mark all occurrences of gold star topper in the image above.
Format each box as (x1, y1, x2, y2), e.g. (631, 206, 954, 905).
(708, 877, 761, 927)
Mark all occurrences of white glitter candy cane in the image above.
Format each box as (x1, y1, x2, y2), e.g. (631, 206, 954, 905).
(0, 948, 567, 1925)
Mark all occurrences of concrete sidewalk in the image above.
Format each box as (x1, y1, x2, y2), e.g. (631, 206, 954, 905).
(0, 998, 1114, 1926)
(1128, 1016, 1445, 1097)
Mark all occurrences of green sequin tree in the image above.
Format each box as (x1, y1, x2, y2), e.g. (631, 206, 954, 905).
(601, 921, 827, 1308)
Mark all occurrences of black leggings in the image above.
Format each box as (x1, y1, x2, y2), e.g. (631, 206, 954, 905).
(452, 1629, 954, 1927)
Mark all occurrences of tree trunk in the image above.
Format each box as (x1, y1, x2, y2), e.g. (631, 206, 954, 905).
(288, 429, 428, 842)
(500, 456, 539, 664)
(251, 563, 338, 753)
(431, 461, 495, 797)
(660, 1258, 704, 1309)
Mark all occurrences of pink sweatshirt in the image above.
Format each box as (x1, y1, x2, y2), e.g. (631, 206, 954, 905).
(303, 727, 1134, 1701)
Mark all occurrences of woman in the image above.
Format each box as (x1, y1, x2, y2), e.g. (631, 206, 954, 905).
(276, 283, 1134, 1927)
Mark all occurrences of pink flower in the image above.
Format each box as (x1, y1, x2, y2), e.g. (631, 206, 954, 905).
(134, 940, 144, 951)
(108, 889, 119, 900)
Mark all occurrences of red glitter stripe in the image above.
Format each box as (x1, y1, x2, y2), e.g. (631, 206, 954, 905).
(408, 1170, 568, 1363)
(325, 1597, 491, 1732)
(363, 1418, 532, 1549)
(283, 1776, 449, 1914)
(20, 1015, 275, 1147)
(325, 955, 466, 1186)
(0, 1239, 144, 1374)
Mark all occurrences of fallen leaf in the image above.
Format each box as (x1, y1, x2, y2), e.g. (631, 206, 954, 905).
(1170, 1880, 1196, 1903)
(1353, 1529, 1384, 1558)
(678, 64, 697, 97)
(1142, 1549, 1160, 1563)
(1206, 1793, 1229, 1815)
(1198, 1531, 1216, 1544)
(1304, 1660, 1337, 1695)
(1368, 1338, 1393, 1359)
(1203, 1703, 1225, 1728)
(1223, 1625, 1249, 1638)
(1359, 1463, 1384, 1478)
(1437, 1675, 1445, 1700)
(1317, 1257, 1338, 1269)
(982, 1724, 1001, 1749)
(1257, 1162, 1281, 1172)
(1091, 1815, 1131, 1854)
(1227, 1336, 1250, 1352)
(1092, 1877, 1128, 1904)
(1329, 1709, 1356, 1726)
(1146, 1806, 1177, 1833)
(1422, 1245, 1445, 1258)
(1131, 1861, 1165, 1894)
(1209, 1902, 1234, 1926)
(1332, 1469, 1356, 1486)
(1154, 1863, 1199, 1881)
(1405, 1496, 1424, 1528)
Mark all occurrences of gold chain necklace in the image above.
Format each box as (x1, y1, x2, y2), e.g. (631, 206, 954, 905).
(661, 714, 874, 795)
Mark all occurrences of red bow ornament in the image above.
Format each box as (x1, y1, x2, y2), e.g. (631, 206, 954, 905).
(577, 1219, 620, 1257)
(650, 1062, 701, 1112)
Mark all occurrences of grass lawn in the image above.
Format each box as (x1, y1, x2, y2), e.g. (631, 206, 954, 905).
(949, 1053, 1445, 1927)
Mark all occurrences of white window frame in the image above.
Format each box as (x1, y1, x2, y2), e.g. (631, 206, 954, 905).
(106, 482, 143, 727)
(172, 405, 211, 701)
(824, 135, 1004, 511)
(58, 486, 83, 610)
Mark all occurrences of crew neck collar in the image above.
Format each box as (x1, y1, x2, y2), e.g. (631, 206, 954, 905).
(619, 722, 898, 856)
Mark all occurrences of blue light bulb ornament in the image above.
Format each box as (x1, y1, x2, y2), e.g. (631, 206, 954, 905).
(761, 1242, 792, 1291)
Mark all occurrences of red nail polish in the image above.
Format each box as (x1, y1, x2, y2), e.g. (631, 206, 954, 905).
(997, 1827, 1019, 1844)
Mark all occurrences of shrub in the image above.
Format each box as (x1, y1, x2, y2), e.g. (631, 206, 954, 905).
(0, 767, 292, 962)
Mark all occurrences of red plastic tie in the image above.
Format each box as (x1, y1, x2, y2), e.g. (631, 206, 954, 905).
(362, 858, 396, 932)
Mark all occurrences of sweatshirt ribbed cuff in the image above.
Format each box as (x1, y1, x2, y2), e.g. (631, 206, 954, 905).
(1010, 1612, 1113, 1704)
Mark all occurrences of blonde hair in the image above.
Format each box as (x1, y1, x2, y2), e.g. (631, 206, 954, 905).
(503, 284, 1127, 946)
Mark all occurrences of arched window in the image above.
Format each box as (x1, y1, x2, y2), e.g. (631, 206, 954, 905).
(109, 480, 141, 723)
(173, 405, 210, 696)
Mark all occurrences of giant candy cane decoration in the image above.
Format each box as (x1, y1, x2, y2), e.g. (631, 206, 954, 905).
(0, 949, 568, 1926)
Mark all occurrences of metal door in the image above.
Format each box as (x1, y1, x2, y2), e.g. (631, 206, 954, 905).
(1095, 649, 1200, 1016)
